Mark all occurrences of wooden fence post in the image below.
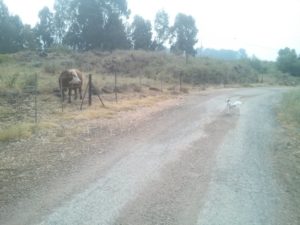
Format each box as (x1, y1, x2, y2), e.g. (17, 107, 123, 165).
(60, 76, 64, 112)
(160, 76, 163, 92)
(88, 74, 92, 106)
(114, 70, 118, 103)
(34, 73, 38, 123)
(179, 72, 182, 92)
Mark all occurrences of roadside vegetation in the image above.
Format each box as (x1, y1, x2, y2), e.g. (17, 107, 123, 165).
(0, 49, 299, 143)
(277, 88, 300, 215)
(0, 0, 299, 143)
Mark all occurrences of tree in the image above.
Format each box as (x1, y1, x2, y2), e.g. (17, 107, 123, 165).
(0, 0, 9, 22)
(21, 24, 38, 50)
(35, 7, 54, 49)
(154, 10, 169, 50)
(77, 0, 104, 50)
(103, 13, 131, 51)
(277, 47, 300, 76)
(131, 15, 152, 50)
(56, 0, 130, 50)
(238, 48, 247, 59)
(170, 13, 198, 60)
(249, 56, 266, 74)
(197, 48, 248, 60)
(53, 0, 72, 44)
(0, 0, 25, 53)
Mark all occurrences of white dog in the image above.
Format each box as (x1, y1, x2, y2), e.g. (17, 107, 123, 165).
(226, 98, 242, 114)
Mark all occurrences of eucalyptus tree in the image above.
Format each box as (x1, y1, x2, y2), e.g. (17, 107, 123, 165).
(131, 15, 152, 50)
(277, 47, 300, 76)
(35, 6, 54, 49)
(154, 10, 170, 50)
(170, 13, 198, 61)
(103, 13, 131, 51)
(53, 0, 72, 44)
(0, 0, 25, 53)
(54, 0, 130, 50)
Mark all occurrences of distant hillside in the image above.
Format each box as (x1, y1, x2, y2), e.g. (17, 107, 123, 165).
(0, 49, 259, 95)
(197, 48, 248, 60)
(0, 49, 298, 99)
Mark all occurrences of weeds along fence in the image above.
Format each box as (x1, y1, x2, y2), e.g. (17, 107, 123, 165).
(0, 74, 38, 124)
(0, 71, 186, 128)
(0, 68, 191, 118)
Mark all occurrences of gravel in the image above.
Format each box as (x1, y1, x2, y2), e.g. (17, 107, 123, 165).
(1, 87, 295, 225)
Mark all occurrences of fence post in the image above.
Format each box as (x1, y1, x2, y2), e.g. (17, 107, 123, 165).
(34, 73, 38, 123)
(88, 74, 92, 106)
(160, 76, 163, 92)
(60, 76, 64, 112)
(114, 71, 118, 103)
(179, 72, 182, 92)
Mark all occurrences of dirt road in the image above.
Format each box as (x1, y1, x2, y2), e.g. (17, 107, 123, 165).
(1, 87, 295, 225)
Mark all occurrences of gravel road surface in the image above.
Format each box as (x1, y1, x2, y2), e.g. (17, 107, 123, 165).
(1, 88, 294, 225)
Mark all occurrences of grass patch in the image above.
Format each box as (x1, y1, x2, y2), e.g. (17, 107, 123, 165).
(276, 87, 300, 218)
(0, 54, 13, 64)
(279, 88, 300, 126)
(0, 123, 36, 142)
(67, 94, 170, 121)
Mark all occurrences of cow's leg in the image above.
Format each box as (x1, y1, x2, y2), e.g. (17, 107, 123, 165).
(68, 88, 72, 103)
(74, 88, 78, 100)
(79, 86, 82, 100)
(61, 88, 65, 102)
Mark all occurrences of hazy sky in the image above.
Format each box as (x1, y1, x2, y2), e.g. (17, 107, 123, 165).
(3, 0, 300, 61)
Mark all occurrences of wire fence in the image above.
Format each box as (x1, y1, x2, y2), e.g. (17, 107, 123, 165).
(0, 72, 186, 128)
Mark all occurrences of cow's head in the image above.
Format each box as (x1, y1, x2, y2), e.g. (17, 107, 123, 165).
(69, 70, 81, 85)
(69, 75, 81, 85)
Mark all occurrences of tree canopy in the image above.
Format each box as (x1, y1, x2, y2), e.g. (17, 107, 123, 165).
(0, 0, 205, 57)
(131, 15, 152, 50)
(0, 0, 26, 53)
(57, 0, 130, 50)
(154, 10, 170, 50)
(277, 47, 300, 76)
(35, 7, 54, 50)
(170, 13, 198, 57)
(0, 0, 204, 63)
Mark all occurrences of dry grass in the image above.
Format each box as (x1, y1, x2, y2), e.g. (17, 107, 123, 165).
(60, 94, 171, 122)
(278, 88, 300, 126)
(0, 49, 297, 143)
(0, 123, 35, 142)
(276, 87, 300, 216)
(0, 90, 173, 142)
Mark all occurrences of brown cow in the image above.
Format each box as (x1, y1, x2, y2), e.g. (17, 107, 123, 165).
(59, 69, 83, 103)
